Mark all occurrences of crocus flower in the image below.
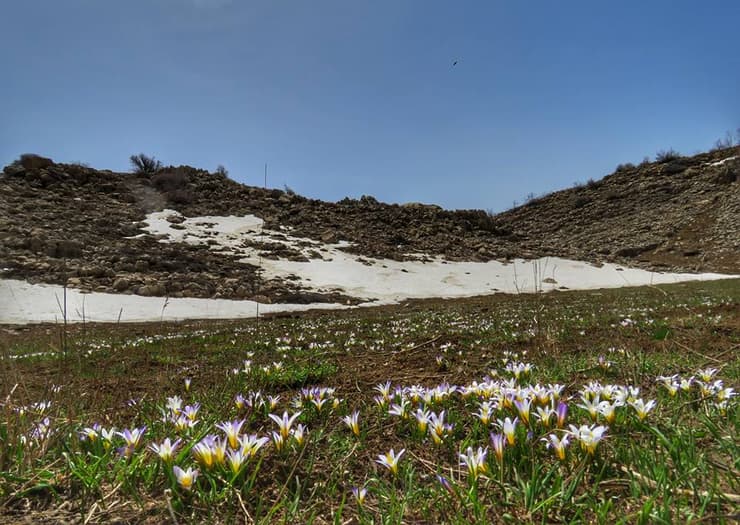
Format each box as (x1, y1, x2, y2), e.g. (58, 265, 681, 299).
(166, 396, 183, 416)
(628, 399, 656, 421)
(429, 411, 452, 445)
(514, 398, 532, 426)
(388, 399, 410, 419)
(474, 401, 495, 426)
(578, 395, 601, 422)
(413, 408, 431, 434)
(100, 427, 116, 450)
(216, 419, 245, 450)
(173, 465, 198, 490)
(497, 417, 518, 446)
(271, 431, 286, 452)
(556, 402, 568, 428)
(569, 424, 607, 455)
(437, 475, 456, 496)
(182, 403, 201, 422)
(292, 424, 306, 446)
(192, 437, 216, 469)
(352, 487, 367, 505)
(226, 449, 246, 475)
(376, 448, 405, 475)
(117, 426, 147, 458)
(374, 381, 393, 402)
(459, 446, 488, 480)
(149, 437, 181, 463)
(341, 411, 361, 437)
(184, 378, 192, 392)
(597, 401, 618, 424)
(239, 434, 269, 458)
(79, 424, 101, 442)
(268, 411, 302, 441)
(542, 433, 570, 461)
(490, 432, 505, 463)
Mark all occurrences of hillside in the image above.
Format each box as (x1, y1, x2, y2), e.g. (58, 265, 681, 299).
(1, 147, 738, 302)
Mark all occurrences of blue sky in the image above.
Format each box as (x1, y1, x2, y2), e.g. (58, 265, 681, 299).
(1, 1, 738, 211)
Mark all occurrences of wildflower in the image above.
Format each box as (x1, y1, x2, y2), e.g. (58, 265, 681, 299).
(490, 432, 505, 463)
(117, 426, 147, 458)
(555, 402, 568, 428)
(717, 387, 735, 403)
(184, 377, 192, 392)
(173, 465, 199, 490)
(459, 446, 488, 480)
(79, 424, 101, 442)
(213, 437, 227, 466)
(598, 355, 612, 371)
(182, 403, 201, 422)
(437, 475, 456, 496)
(311, 396, 330, 413)
(239, 433, 269, 458)
(192, 437, 216, 469)
(234, 394, 247, 411)
(341, 411, 361, 437)
(597, 401, 619, 424)
(388, 399, 411, 419)
(497, 417, 518, 446)
(413, 408, 431, 434)
(513, 398, 532, 426)
(429, 411, 452, 445)
(268, 411, 302, 441)
(166, 396, 183, 416)
(149, 438, 182, 463)
(267, 395, 281, 411)
(578, 395, 601, 422)
(352, 487, 367, 505)
(216, 419, 245, 450)
(173, 415, 197, 432)
(292, 424, 307, 446)
(226, 449, 247, 475)
(628, 399, 656, 421)
(271, 431, 286, 452)
(374, 381, 393, 402)
(376, 448, 405, 475)
(542, 433, 570, 461)
(100, 427, 116, 450)
(473, 401, 495, 426)
(697, 368, 718, 383)
(569, 424, 607, 455)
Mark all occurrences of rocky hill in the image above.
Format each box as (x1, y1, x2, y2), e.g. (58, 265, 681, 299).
(1, 147, 738, 302)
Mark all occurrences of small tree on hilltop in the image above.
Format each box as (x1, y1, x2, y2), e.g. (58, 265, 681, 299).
(129, 153, 162, 175)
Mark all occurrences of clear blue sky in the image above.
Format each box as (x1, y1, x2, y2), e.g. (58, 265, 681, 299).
(2, 1, 738, 211)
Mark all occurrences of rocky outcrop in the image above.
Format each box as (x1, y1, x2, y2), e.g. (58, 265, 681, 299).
(1, 147, 738, 302)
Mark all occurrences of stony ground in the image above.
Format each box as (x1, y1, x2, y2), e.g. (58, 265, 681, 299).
(1, 147, 738, 303)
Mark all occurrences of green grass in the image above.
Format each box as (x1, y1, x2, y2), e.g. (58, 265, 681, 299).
(0, 279, 738, 523)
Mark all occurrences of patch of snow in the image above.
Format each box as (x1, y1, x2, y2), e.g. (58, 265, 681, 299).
(0, 279, 349, 324)
(1, 210, 736, 324)
(708, 156, 737, 167)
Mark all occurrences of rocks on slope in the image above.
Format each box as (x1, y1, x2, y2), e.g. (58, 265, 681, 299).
(1, 147, 738, 302)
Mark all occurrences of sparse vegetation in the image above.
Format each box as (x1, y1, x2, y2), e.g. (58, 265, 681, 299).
(655, 149, 681, 163)
(215, 165, 229, 178)
(129, 153, 163, 175)
(615, 162, 635, 172)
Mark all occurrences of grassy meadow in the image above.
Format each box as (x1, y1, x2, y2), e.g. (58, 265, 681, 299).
(1, 279, 738, 524)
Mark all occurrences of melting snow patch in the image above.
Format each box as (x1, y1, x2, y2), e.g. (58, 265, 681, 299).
(0, 210, 736, 324)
